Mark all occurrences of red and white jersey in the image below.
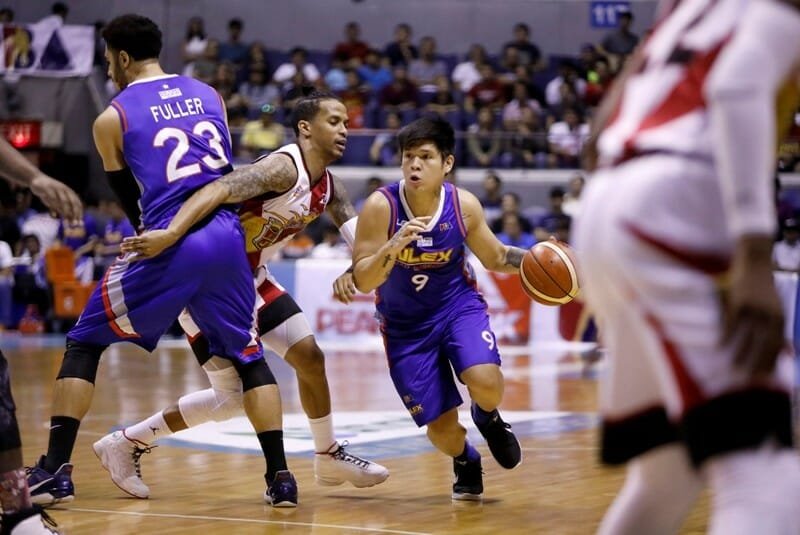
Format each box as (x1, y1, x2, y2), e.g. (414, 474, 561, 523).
(598, 0, 748, 167)
(239, 143, 333, 270)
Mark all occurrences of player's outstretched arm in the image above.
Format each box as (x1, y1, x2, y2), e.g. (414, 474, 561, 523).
(327, 174, 360, 303)
(326, 174, 358, 227)
(122, 153, 298, 258)
(0, 132, 83, 221)
(459, 188, 524, 274)
(352, 191, 430, 293)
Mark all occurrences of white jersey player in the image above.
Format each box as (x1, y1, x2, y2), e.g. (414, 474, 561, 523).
(575, 0, 800, 533)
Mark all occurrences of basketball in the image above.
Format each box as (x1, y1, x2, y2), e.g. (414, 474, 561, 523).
(519, 240, 580, 306)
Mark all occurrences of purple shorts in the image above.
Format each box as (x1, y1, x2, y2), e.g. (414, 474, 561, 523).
(382, 297, 501, 426)
(69, 209, 262, 364)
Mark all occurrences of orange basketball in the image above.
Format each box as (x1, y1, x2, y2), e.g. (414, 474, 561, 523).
(519, 240, 580, 306)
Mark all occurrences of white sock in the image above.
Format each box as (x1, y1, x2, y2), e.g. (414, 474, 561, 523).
(598, 444, 703, 535)
(124, 411, 172, 445)
(707, 440, 800, 535)
(308, 414, 336, 453)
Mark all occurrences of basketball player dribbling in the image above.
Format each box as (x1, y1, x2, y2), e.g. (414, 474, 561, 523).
(575, 0, 800, 532)
(112, 89, 388, 497)
(345, 116, 526, 501)
(25, 14, 298, 508)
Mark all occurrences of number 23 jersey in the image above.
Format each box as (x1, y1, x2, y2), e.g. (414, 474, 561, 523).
(376, 180, 484, 327)
(110, 74, 233, 230)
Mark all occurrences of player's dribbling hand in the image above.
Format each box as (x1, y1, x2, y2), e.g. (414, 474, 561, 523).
(333, 271, 357, 304)
(387, 216, 431, 253)
(121, 229, 179, 260)
(720, 236, 785, 377)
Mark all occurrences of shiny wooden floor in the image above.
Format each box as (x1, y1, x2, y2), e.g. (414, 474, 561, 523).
(4, 334, 709, 534)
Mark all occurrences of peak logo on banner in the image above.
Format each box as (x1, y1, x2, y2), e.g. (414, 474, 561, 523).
(0, 22, 93, 77)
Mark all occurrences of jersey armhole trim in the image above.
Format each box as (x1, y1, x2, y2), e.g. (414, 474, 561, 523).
(449, 184, 468, 238)
(109, 101, 128, 133)
(378, 188, 397, 240)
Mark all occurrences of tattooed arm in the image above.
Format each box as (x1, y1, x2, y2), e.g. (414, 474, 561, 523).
(351, 191, 430, 293)
(326, 173, 358, 226)
(460, 188, 525, 274)
(120, 153, 297, 258)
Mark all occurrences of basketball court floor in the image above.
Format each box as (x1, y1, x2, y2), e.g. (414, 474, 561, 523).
(5, 334, 710, 534)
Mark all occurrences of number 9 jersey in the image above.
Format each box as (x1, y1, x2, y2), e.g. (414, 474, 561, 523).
(109, 74, 233, 230)
(375, 180, 484, 327)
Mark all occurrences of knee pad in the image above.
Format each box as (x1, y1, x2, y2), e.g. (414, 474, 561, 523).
(206, 366, 243, 421)
(233, 358, 276, 392)
(57, 339, 106, 384)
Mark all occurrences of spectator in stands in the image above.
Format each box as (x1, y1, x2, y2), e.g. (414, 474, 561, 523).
(325, 58, 349, 92)
(384, 23, 418, 67)
(181, 16, 208, 77)
(369, 112, 401, 166)
(502, 23, 543, 70)
(496, 213, 536, 249)
(534, 187, 571, 241)
(20, 204, 58, 252)
(240, 104, 285, 159)
(239, 66, 280, 113)
(379, 65, 418, 111)
(273, 47, 321, 86)
(94, 200, 135, 279)
(577, 43, 600, 78)
(774, 219, 800, 272)
(502, 80, 542, 128)
(498, 46, 523, 83)
(466, 107, 503, 167)
(408, 36, 448, 93)
(354, 176, 384, 213)
(338, 69, 369, 128)
(332, 21, 370, 65)
(357, 49, 393, 94)
(599, 11, 639, 70)
(452, 44, 488, 93)
(92, 20, 106, 69)
(480, 171, 503, 222)
(547, 107, 589, 168)
(281, 71, 311, 114)
(464, 64, 505, 113)
(777, 110, 800, 172)
(189, 38, 219, 85)
(310, 224, 350, 259)
(0, 239, 12, 329)
(501, 107, 549, 168)
(562, 172, 585, 217)
(215, 62, 248, 125)
(218, 18, 248, 69)
(12, 234, 47, 319)
(55, 211, 99, 283)
(490, 192, 533, 233)
(38, 2, 68, 27)
(583, 57, 612, 107)
(0, 7, 13, 23)
(545, 60, 587, 108)
(425, 76, 458, 115)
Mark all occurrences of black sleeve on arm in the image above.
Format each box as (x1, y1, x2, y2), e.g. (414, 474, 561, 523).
(106, 168, 142, 229)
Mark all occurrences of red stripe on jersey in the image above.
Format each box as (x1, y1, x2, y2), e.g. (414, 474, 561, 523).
(643, 309, 705, 409)
(256, 278, 287, 309)
(309, 169, 331, 217)
(110, 101, 128, 133)
(100, 265, 136, 339)
(623, 221, 730, 274)
(618, 41, 727, 164)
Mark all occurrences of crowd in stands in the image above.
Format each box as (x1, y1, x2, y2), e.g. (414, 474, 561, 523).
(166, 17, 643, 167)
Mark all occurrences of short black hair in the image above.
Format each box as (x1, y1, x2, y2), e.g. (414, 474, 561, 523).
(289, 87, 342, 136)
(0, 7, 13, 20)
(514, 22, 529, 34)
(396, 116, 455, 158)
(550, 186, 566, 198)
(52, 2, 68, 16)
(102, 14, 162, 61)
(228, 18, 243, 30)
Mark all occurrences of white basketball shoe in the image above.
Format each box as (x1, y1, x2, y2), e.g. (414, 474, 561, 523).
(314, 441, 389, 488)
(92, 431, 154, 498)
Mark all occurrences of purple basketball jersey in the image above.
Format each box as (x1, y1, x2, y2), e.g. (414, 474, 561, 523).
(376, 181, 480, 325)
(110, 75, 233, 229)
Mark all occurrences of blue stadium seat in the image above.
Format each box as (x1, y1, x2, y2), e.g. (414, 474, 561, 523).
(340, 135, 374, 165)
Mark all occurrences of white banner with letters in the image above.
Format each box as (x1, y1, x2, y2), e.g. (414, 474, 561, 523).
(0, 22, 94, 77)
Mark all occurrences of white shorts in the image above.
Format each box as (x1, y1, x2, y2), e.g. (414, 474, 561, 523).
(180, 265, 313, 359)
(574, 155, 793, 466)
